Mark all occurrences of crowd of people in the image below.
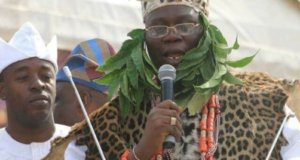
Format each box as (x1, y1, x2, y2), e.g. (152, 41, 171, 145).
(0, 0, 300, 160)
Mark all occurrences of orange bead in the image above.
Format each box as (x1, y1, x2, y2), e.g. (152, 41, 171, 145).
(200, 143, 208, 152)
(209, 112, 215, 119)
(206, 156, 214, 160)
(201, 119, 207, 130)
(121, 150, 130, 160)
(207, 120, 214, 131)
(202, 104, 208, 114)
(209, 95, 217, 108)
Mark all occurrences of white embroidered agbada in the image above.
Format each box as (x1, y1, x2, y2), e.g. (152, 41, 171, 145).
(0, 22, 70, 160)
(0, 124, 70, 160)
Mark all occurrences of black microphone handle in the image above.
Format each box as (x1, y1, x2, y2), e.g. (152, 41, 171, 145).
(161, 79, 174, 101)
(161, 79, 176, 149)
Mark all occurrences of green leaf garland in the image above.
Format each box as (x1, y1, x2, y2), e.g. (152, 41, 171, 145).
(95, 12, 257, 117)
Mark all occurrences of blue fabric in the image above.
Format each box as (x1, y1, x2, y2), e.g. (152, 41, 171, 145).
(87, 40, 104, 65)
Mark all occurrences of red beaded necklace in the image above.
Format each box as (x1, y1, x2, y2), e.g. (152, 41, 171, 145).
(199, 94, 221, 160)
(150, 92, 220, 160)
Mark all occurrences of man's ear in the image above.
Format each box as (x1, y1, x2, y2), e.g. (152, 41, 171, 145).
(0, 82, 6, 100)
(77, 91, 91, 114)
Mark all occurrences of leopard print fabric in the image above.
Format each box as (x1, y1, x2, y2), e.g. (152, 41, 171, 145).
(44, 72, 290, 160)
(173, 72, 288, 160)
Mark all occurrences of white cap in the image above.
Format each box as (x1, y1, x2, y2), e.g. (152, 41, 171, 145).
(0, 22, 58, 74)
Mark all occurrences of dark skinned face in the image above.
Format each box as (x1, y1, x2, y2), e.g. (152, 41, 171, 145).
(0, 58, 56, 128)
(54, 81, 108, 126)
(145, 5, 204, 69)
(54, 82, 78, 125)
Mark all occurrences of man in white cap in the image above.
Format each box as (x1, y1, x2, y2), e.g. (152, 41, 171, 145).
(0, 22, 70, 160)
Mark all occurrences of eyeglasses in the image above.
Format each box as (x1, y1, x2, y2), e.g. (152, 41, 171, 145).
(146, 23, 202, 38)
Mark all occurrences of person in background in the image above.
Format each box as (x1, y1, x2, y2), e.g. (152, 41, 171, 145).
(0, 22, 70, 160)
(54, 38, 116, 126)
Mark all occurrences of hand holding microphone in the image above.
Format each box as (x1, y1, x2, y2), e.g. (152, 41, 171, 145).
(133, 64, 182, 159)
(158, 64, 179, 149)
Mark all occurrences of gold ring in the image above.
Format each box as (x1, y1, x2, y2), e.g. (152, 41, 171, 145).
(170, 117, 176, 126)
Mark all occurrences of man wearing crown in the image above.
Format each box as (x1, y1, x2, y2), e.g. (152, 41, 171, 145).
(43, 0, 300, 160)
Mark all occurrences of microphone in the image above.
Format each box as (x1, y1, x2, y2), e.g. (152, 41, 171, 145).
(63, 66, 106, 160)
(158, 64, 176, 149)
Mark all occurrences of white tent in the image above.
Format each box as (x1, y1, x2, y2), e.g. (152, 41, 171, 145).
(0, 0, 144, 51)
(210, 0, 300, 79)
(0, 0, 299, 79)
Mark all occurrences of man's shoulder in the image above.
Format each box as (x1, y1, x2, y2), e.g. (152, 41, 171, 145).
(0, 128, 8, 142)
(0, 128, 5, 144)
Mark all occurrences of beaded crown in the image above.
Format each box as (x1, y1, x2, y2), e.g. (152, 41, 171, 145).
(139, 0, 210, 19)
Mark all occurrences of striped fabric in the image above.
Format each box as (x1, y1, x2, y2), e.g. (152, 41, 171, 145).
(56, 38, 115, 93)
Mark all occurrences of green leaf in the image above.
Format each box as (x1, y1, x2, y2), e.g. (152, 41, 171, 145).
(194, 74, 205, 86)
(144, 67, 160, 92)
(120, 71, 130, 99)
(210, 63, 227, 80)
(128, 29, 144, 40)
(194, 85, 213, 94)
(175, 93, 194, 110)
(176, 69, 192, 81)
(200, 53, 215, 81)
(183, 70, 196, 81)
(209, 25, 228, 46)
(200, 78, 222, 89)
(223, 71, 245, 85)
(107, 78, 120, 101)
(181, 87, 193, 94)
(195, 68, 201, 75)
(182, 33, 211, 60)
(182, 78, 196, 87)
(201, 12, 210, 29)
(97, 51, 131, 71)
(211, 83, 222, 94)
(134, 87, 145, 112)
(215, 44, 231, 58)
(131, 43, 145, 77)
(94, 69, 121, 85)
(143, 50, 157, 77)
(127, 60, 138, 89)
(119, 39, 140, 51)
(176, 64, 200, 81)
(233, 35, 239, 50)
(177, 54, 206, 71)
(119, 92, 131, 118)
(97, 39, 138, 72)
(226, 52, 257, 68)
(187, 92, 211, 115)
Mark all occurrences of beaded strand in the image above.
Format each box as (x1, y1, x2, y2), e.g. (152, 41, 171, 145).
(200, 94, 221, 160)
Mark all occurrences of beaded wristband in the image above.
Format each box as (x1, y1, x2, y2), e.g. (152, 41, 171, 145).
(121, 146, 164, 160)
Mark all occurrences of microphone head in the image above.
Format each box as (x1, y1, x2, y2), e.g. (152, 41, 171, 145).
(158, 64, 176, 81)
(63, 66, 72, 78)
